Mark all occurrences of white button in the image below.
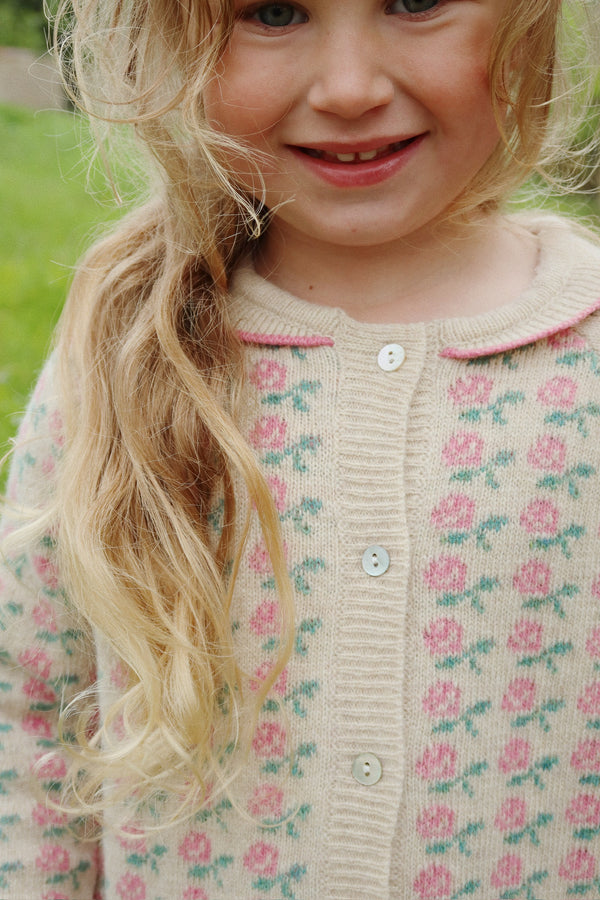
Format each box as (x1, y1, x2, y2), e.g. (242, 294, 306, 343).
(362, 545, 390, 577)
(352, 753, 382, 786)
(378, 343, 405, 372)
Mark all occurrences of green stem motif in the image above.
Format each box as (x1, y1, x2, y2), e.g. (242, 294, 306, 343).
(511, 698, 565, 732)
(459, 390, 525, 425)
(429, 760, 488, 798)
(517, 641, 573, 673)
(432, 700, 492, 738)
(521, 583, 579, 619)
(536, 464, 596, 499)
(545, 404, 600, 437)
(450, 449, 515, 490)
(504, 812, 553, 846)
(530, 524, 585, 558)
(262, 380, 322, 413)
(506, 755, 559, 790)
(437, 576, 499, 614)
(263, 435, 321, 473)
(435, 638, 495, 675)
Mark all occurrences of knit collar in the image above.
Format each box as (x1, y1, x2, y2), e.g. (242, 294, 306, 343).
(228, 215, 600, 360)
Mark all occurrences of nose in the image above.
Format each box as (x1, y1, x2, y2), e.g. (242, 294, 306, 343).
(307, 28, 394, 119)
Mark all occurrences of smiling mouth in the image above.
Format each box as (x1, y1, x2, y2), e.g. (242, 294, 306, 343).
(298, 138, 418, 164)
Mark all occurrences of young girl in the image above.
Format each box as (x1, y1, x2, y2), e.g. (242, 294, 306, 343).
(2, 0, 600, 897)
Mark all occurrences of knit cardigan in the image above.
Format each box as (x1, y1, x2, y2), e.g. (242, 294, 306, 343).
(3, 214, 600, 900)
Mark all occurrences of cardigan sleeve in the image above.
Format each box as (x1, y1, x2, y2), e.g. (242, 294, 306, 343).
(0, 357, 101, 900)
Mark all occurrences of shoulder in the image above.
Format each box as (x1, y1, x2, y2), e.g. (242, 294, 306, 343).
(4, 352, 64, 508)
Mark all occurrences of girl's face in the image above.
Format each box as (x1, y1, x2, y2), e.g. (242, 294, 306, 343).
(205, 0, 509, 256)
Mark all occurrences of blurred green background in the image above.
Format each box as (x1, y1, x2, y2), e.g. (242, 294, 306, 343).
(0, 0, 599, 456)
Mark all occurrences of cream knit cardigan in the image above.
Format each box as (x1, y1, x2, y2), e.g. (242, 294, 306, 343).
(2, 214, 600, 899)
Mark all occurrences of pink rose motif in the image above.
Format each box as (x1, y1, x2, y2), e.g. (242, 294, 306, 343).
(117, 828, 146, 854)
(423, 556, 467, 593)
(422, 682, 461, 719)
(248, 540, 273, 575)
(502, 678, 536, 713)
(252, 722, 287, 758)
(423, 619, 463, 657)
(527, 435, 566, 472)
(416, 805, 456, 841)
(249, 415, 287, 450)
(31, 804, 67, 827)
(243, 841, 279, 877)
(249, 359, 287, 392)
(110, 660, 129, 690)
(32, 599, 58, 634)
(494, 797, 527, 832)
(33, 753, 67, 781)
(592, 575, 600, 600)
(519, 500, 559, 535)
(571, 740, 600, 773)
(547, 328, 586, 350)
(413, 863, 452, 899)
(249, 600, 281, 636)
(416, 744, 457, 782)
(22, 713, 52, 739)
(559, 848, 597, 882)
(41, 456, 56, 476)
(586, 626, 600, 659)
(513, 560, 551, 596)
(448, 375, 494, 406)
(441, 431, 484, 468)
(566, 794, 600, 827)
(499, 738, 530, 774)
(35, 844, 70, 873)
(247, 784, 284, 819)
(115, 872, 146, 900)
(17, 647, 52, 679)
(266, 475, 287, 513)
(23, 678, 57, 705)
(491, 855, 523, 889)
(32, 555, 59, 591)
(430, 494, 475, 531)
(537, 376, 578, 409)
(507, 620, 543, 655)
(249, 661, 288, 695)
(42, 893, 68, 900)
(182, 889, 208, 900)
(177, 831, 211, 864)
(578, 683, 600, 717)
(48, 410, 65, 446)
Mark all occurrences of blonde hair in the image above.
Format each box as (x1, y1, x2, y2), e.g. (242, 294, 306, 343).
(31, 0, 599, 823)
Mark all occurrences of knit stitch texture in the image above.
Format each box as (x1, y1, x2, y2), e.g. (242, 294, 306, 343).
(2, 215, 600, 899)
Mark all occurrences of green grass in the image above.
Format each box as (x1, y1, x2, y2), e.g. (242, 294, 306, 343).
(0, 102, 126, 451)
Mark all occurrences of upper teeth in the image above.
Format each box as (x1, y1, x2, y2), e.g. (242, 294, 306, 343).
(336, 149, 379, 162)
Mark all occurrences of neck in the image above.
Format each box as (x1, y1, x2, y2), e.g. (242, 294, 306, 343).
(254, 213, 539, 325)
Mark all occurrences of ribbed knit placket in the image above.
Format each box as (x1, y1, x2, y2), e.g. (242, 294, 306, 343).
(323, 322, 427, 898)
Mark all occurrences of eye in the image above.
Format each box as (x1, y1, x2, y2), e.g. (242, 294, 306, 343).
(248, 3, 307, 27)
(388, 0, 441, 13)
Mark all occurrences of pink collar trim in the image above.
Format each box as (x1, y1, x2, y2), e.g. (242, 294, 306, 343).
(440, 297, 600, 360)
(238, 330, 334, 348)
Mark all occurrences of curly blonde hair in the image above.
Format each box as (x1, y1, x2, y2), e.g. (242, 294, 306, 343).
(36, 0, 599, 823)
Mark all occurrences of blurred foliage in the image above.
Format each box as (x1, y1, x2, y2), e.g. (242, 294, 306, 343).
(0, 103, 127, 451)
(0, 0, 47, 51)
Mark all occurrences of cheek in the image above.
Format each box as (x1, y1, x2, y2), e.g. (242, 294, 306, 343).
(204, 54, 286, 140)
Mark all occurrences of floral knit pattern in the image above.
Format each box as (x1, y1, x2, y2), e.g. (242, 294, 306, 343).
(2, 215, 600, 898)
(409, 329, 600, 899)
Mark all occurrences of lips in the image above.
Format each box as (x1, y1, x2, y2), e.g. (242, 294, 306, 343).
(298, 137, 418, 164)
